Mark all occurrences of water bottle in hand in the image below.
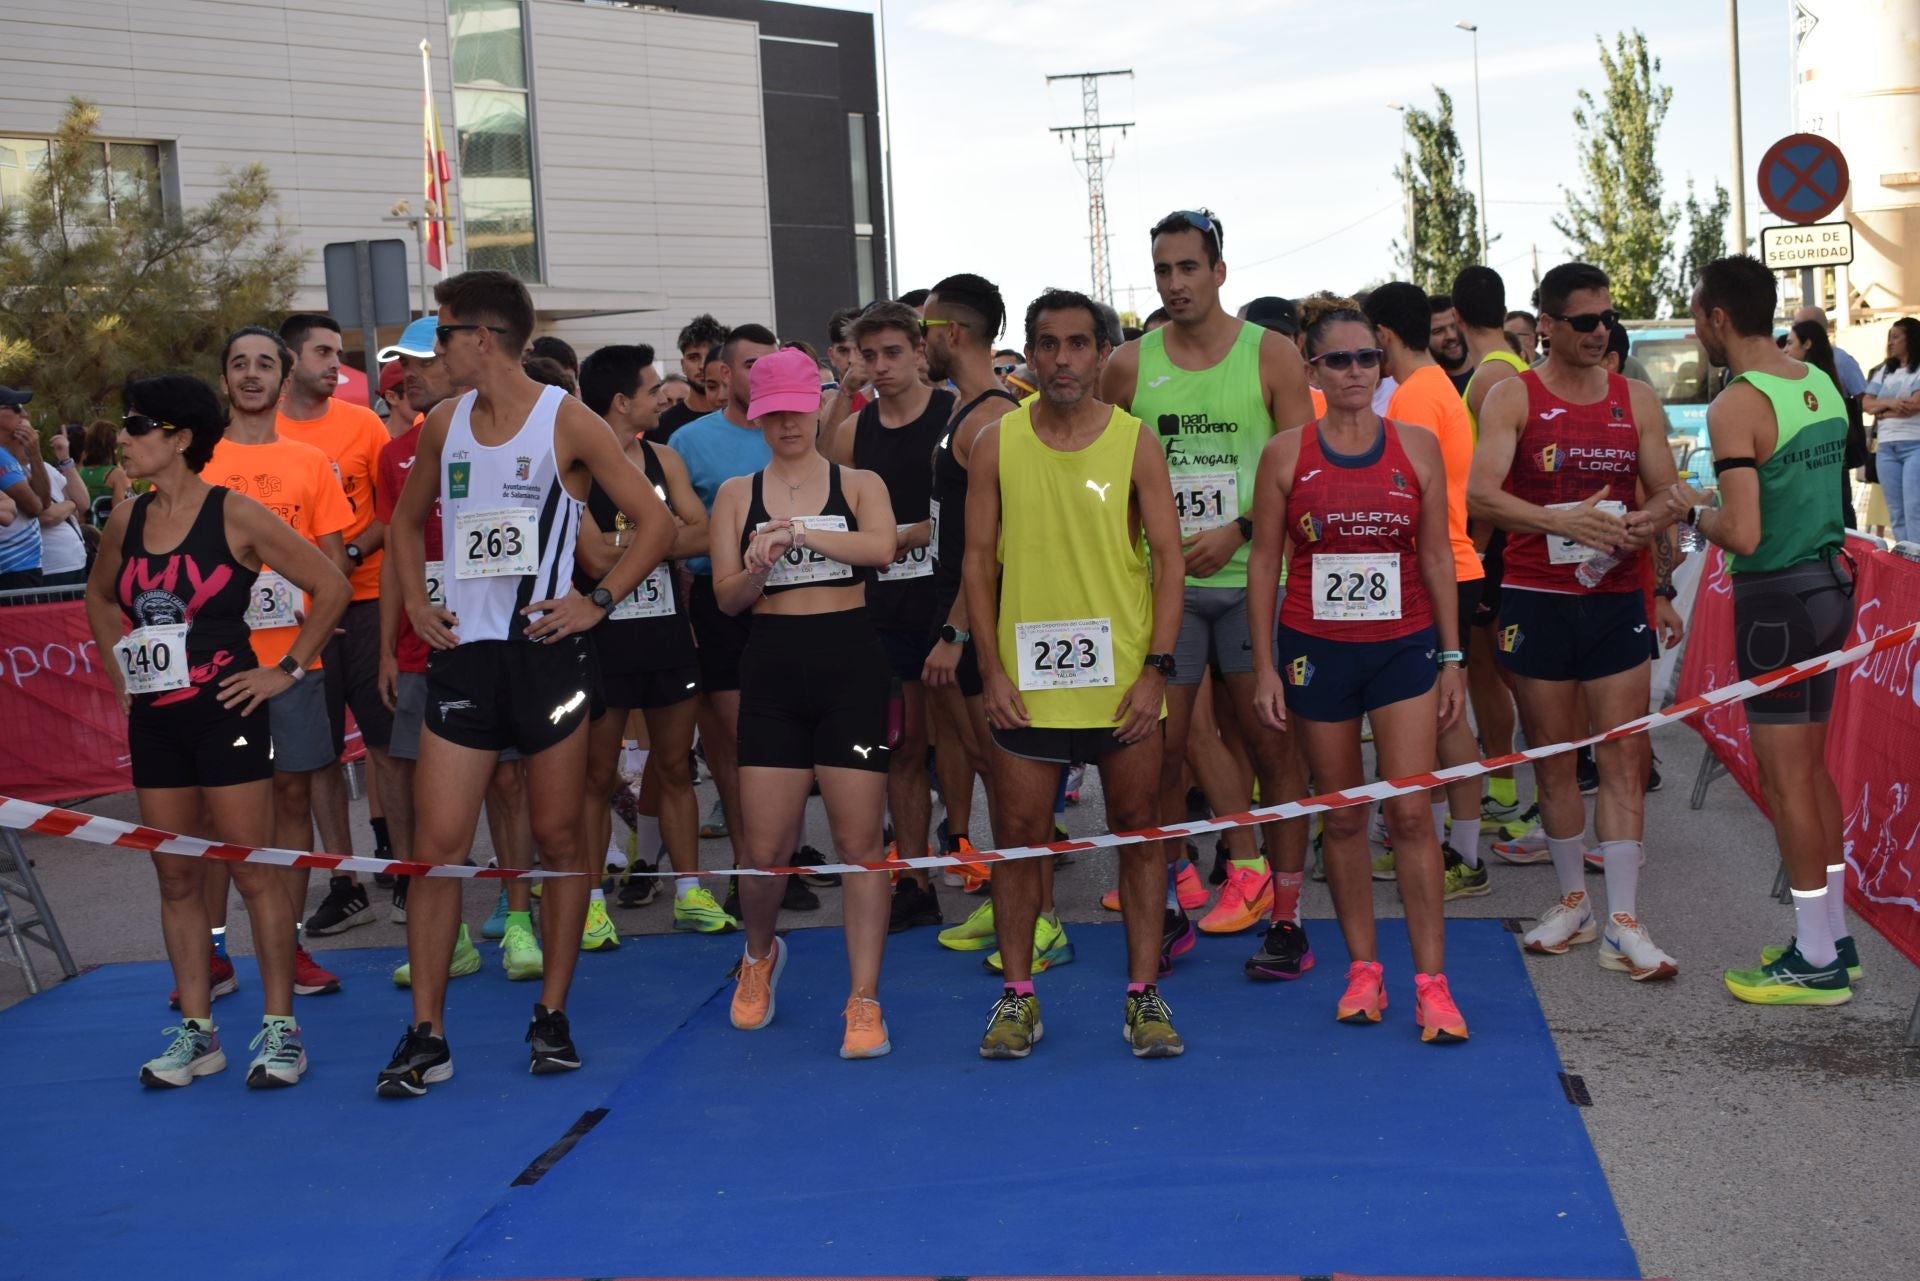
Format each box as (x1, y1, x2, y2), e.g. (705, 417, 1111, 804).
(1575, 549, 1622, 589)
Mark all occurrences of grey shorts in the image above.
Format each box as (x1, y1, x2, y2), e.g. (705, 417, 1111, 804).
(390, 671, 520, 763)
(267, 670, 336, 774)
(1172, 585, 1253, 685)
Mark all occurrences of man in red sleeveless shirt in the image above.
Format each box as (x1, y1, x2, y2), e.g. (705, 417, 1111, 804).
(1467, 262, 1683, 981)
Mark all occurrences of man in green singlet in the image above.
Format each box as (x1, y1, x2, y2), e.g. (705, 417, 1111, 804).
(1101, 209, 1317, 978)
(1669, 255, 1856, 1006)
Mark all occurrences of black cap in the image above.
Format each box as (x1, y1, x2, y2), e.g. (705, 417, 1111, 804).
(1243, 296, 1300, 337)
(0, 385, 32, 408)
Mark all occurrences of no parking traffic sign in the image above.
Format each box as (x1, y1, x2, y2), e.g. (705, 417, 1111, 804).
(1758, 132, 1850, 224)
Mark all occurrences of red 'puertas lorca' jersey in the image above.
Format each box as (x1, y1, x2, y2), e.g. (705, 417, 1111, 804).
(1500, 370, 1644, 595)
(1282, 420, 1432, 643)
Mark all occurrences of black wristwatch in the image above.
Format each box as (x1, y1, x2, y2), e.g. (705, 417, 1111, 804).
(588, 586, 615, 611)
(1234, 515, 1253, 541)
(1144, 652, 1176, 678)
(939, 623, 970, 645)
(277, 654, 306, 682)
(345, 543, 363, 565)
(1653, 584, 1678, 601)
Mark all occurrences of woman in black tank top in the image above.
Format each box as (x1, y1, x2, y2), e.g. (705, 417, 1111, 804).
(86, 372, 352, 1087)
(706, 346, 904, 1059)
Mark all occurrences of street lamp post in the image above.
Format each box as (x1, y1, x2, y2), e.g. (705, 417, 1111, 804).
(1387, 102, 1415, 271)
(1456, 20, 1490, 263)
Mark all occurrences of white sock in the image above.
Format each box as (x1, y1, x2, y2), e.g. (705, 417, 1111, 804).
(1547, 835, 1588, 899)
(1451, 818, 1483, 866)
(621, 742, 648, 776)
(1430, 801, 1447, 843)
(1600, 839, 1642, 921)
(676, 876, 699, 900)
(1825, 863, 1847, 940)
(589, 887, 605, 903)
(634, 813, 661, 861)
(604, 827, 628, 868)
(1792, 886, 1839, 967)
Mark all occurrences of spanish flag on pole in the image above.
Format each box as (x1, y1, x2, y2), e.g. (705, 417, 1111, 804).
(422, 39, 453, 270)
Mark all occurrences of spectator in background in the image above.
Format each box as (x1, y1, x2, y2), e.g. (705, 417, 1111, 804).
(523, 355, 578, 397)
(1428, 294, 1472, 391)
(1864, 316, 1920, 543)
(657, 372, 692, 417)
(377, 359, 412, 437)
(1788, 319, 1860, 528)
(1794, 306, 1865, 396)
(0, 385, 51, 589)
(527, 335, 578, 376)
(661, 315, 729, 439)
(77, 418, 131, 521)
(36, 422, 91, 586)
(1504, 309, 1539, 361)
(897, 287, 930, 312)
(826, 306, 864, 385)
(1603, 319, 1632, 375)
(1140, 310, 1170, 333)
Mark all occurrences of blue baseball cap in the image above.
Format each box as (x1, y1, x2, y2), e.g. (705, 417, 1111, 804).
(377, 316, 440, 362)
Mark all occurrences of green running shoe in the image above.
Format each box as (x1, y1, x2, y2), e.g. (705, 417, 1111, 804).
(392, 923, 482, 988)
(1761, 935, 1863, 981)
(246, 1018, 307, 1088)
(1370, 849, 1396, 880)
(581, 898, 621, 951)
(1724, 943, 1852, 1005)
(672, 885, 741, 933)
(978, 989, 1043, 1059)
(984, 913, 1075, 973)
(141, 1019, 226, 1088)
(1495, 802, 1541, 842)
(502, 918, 545, 981)
(1441, 844, 1491, 900)
(938, 899, 995, 951)
(1123, 985, 1185, 1058)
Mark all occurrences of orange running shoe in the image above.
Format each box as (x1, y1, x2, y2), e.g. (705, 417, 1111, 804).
(1175, 862, 1208, 911)
(949, 836, 992, 894)
(1198, 865, 1273, 934)
(840, 995, 892, 1058)
(1100, 886, 1122, 912)
(729, 937, 787, 1030)
(1335, 960, 1387, 1025)
(1414, 972, 1468, 1043)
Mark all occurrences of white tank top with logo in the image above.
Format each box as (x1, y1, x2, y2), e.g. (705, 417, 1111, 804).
(437, 384, 581, 644)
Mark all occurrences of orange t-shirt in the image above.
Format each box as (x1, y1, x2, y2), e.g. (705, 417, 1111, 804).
(1308, 385, 1327, 424)
(1386, 363, 1483, 583)
(207, 436, 354, 668)
(277, 397, 391, 600)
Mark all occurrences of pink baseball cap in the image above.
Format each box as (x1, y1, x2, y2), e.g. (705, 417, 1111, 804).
(746, 346, 821, 420)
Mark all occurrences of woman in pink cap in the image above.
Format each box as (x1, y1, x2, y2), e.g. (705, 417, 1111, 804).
(708, 345, 903, 1058)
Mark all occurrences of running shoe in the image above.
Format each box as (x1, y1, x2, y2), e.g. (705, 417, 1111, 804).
(1480, 792, 1525, 827)
(392, 923, 481, 987)
(1175, 860, 1208, 911)
(1413, 973, 1469, 1043)
(1576, 747, 1599, 796)
(246, 1019, 307, 1088)
(673, 885, 740, 933)
(700, 798, 729, 838)
(1335, 960, 1387, 1024)
(617, 861, 661, 908)
(376, 1022, 452, 1098)
(389, 877, 408, 924)
(782, 874, 821, 912)
(1491, 822, 1552, 865)
(1123, 985, 1185, 1057)
(839, 996, 891, 1059)
(1158, 906, 1196, 977)
(1099, 886, 1122, 912)
(1597, 912, 1679, 981)
(887, 877, 942, 933)
(937, 899, 996, 951)
(1198, 865, 1273, 934)
(984, 914, 1075, 974)
(1761, 935, 1863, 981)
(293, 948, 342, 996)
(1724, 943, 1852, 1005)
(947, 836, 992, 894)
(581, 898, 621, 951)
(1442, 844, 1491, 899)
(527, 1004, 581, 1073)
(482, 888, 510, 939)
(1309, 826, 1327, 882)
(502, 917, 544, 981)
(168, 948, 239, 1010)
(1244, 919, 1315, 981)
(304, 875, 372, 935)
(1370, 849, 1397, 880)
(1523, 891, 1597, 955)
(1646, 755, 1663, 793)
(1583, 845, 1646, 873)
(979, 988, 1042, 1059)
(1207, 836, 1230, 886)
(1064, 763, 1085, 804)
(729, 937, 787, 1030)
(1494, 802, 1541, 843)
(1368, 805, 1391, 847)
(792, 844, 840, 887)
(140, 1020, 225, 1088)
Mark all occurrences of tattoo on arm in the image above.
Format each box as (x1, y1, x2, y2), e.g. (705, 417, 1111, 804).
(1652, 527, 1675, 589)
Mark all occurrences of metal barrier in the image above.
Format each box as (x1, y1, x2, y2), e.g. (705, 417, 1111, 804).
(0, 583, 88, 606)
(0, 827, 77, 995)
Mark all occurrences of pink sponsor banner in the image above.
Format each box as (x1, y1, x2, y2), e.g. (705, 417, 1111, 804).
(0, 601, 133, 802)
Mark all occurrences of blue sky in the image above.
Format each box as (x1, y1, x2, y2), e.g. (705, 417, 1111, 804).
(816, 0, 1792, 324)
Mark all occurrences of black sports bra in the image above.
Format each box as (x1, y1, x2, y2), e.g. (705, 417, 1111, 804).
(739, 462, 873, 595)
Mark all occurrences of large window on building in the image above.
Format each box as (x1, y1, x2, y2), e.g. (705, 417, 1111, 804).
(449, 0, 541, 282)
(848, 113, 874, 303)
(0, 136, 164, 224)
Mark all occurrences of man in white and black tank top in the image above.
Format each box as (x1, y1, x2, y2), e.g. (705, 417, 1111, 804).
(378, 271, 677, 1098)
(825, 301, 953, 933)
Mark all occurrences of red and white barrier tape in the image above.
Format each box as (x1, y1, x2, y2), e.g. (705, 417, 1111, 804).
(5, 621, 1914, 880)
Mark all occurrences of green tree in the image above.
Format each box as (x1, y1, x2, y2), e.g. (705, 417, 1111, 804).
(1666, 180, 1732, 314)
(1554, 30, 1680, 319)
(0, 98, 301, 425)
(1392, 88, 1483, 294)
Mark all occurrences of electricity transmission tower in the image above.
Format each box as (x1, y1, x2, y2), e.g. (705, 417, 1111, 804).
(1046, 69, 1133, 305)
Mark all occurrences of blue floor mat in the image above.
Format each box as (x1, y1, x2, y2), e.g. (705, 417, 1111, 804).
(0, 921, 1635, 1281)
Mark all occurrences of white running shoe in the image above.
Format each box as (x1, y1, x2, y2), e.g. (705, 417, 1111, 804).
(1523, 891, 1598, 955)
(1598, 912, 1678, 981)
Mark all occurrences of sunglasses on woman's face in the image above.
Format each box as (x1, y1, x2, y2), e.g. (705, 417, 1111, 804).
(1547, 309, 1619, 334)
(1308, 348, 1384, 371)
(122, 413, 183, 437)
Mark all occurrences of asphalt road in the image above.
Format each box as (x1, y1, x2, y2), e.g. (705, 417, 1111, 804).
(3, 720, 1914, 1281)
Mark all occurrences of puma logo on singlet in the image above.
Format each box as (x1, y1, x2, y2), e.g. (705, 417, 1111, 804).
(1147, 375, 1173, 389)
(1085, 479, 1112, 501)
(1538, 407, 1569, 421)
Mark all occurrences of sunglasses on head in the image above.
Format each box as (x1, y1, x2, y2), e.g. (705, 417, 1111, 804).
(122, 413, 183, 437)
(1308, 348, 1384, 371)
(1153, 208, 1222, 253)
(1547, 309, 1618, 334)
(436, 323, 507, 346)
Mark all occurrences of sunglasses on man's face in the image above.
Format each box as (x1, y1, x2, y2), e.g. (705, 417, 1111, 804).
(122, 413, 183, 437)
(993, 363, 1018, 376)
(1547, 309, 1618, 334)
(1308, 348, 1384, 371)
(436, 323, 506, 346)
(918, 318, 968, 335)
